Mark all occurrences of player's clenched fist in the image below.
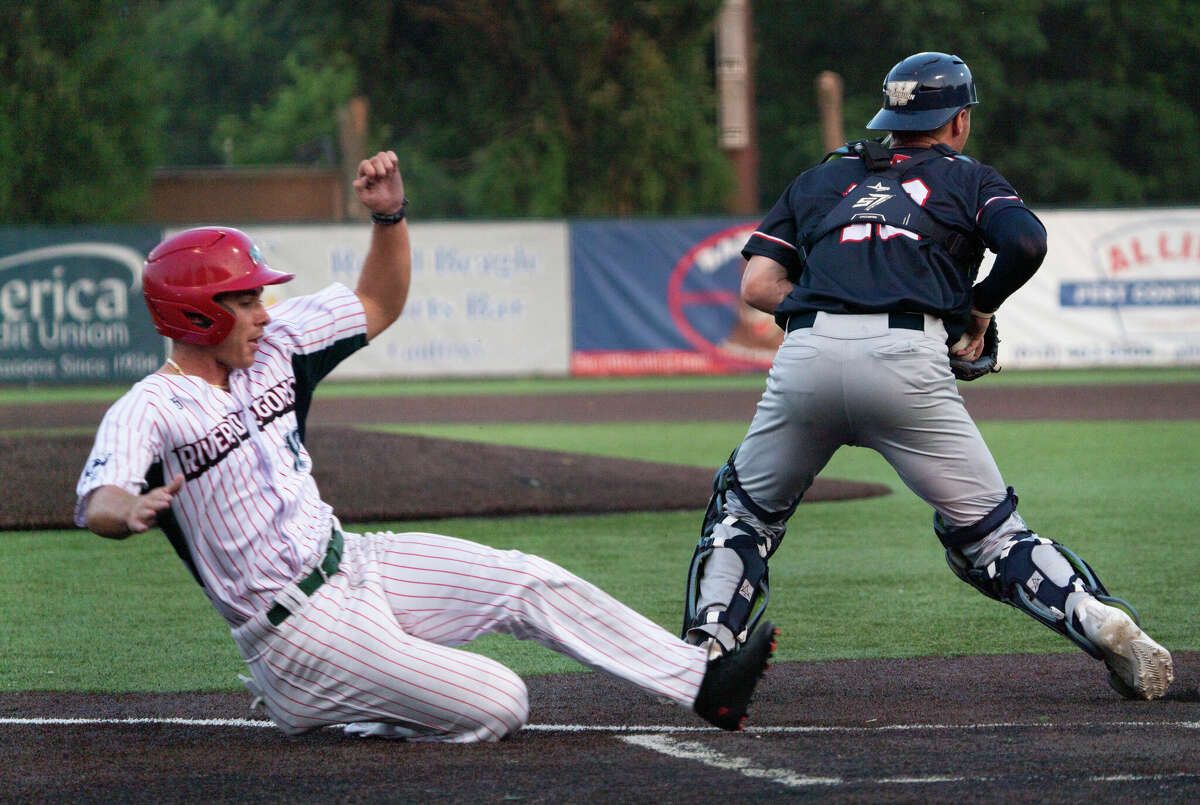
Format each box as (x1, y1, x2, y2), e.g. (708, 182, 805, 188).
(353, 150, 405, 217)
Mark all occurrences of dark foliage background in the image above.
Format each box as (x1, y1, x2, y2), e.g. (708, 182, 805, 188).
(2, 0, 1196, 223)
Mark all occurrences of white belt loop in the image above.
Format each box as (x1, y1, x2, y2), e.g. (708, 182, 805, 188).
(923, 313, 948, 342)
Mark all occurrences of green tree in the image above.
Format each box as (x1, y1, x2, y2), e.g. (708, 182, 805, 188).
(0, 3, 162, 223)
(313, 1, 734, 217)
(145, 0, 348, 166)
(11, 0, 1198, 222)
(752, 0, 1200, 208)
(210, 51, 360, 166)
(989, 0, 1200, 205)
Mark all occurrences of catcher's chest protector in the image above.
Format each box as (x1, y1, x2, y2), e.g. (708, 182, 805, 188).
(809, 142, 981, 265)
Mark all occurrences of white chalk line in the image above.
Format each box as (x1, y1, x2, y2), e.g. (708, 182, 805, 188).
(619, 733, 1200, 790)
(622, 734, 840, 787)
(4, 716, 1200, 733)
(5, 716, 1196, 789)
(4, 716, 275, 728)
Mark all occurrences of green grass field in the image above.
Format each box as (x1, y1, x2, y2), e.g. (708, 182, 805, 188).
(1, 371, 1196, 692)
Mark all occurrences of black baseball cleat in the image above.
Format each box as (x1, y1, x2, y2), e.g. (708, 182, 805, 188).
(693, 621, 778, 731)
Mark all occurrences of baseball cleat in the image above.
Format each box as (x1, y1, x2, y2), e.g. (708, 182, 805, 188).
(693, 620, 778, 730)
(343, 722, 419, 740)
(1076, 597, 1174, 700)
(238, 673, 267, 713)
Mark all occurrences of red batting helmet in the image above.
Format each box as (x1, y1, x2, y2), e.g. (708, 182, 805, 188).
(143, 227, 294, 345)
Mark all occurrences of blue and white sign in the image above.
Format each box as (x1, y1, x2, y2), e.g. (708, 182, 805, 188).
(233, 222, 571, 379)
(985, 210, 1200, 367)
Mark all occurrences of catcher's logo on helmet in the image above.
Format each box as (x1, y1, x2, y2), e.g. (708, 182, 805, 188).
(885, 80, 919, 107)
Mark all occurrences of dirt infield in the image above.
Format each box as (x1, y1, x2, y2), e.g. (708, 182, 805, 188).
(5, 382, 1199, 802)
(4, 382, 1198, 530)
(5, 652, 1198, 803)
(5, 381, 1198, 432)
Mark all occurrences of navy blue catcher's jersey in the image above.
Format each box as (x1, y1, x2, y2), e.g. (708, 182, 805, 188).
(742, 147, 1028, 342)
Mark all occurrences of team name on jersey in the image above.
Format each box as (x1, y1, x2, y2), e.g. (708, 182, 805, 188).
(174, 378, 298, 480)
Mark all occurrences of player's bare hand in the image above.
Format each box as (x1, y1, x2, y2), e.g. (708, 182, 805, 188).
(127, 473, 184, 533)
(354, 150, 405, 216)
(951, 312, 990, 361)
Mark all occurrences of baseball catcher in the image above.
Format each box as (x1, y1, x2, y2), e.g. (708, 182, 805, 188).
(681, 52, 1174, 702)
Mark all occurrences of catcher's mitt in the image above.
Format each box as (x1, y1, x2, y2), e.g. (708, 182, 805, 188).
(949, 316, 1001, 381)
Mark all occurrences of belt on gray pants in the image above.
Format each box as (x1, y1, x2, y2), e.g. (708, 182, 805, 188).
(266, 530, 343, 626)
(785, 311, 925, 333)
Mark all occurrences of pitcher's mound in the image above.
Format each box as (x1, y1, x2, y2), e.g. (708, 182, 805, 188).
(307, 428, 891, 522)
(3, 427, 891, 530)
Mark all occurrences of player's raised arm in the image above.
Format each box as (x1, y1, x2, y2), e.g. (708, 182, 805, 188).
(83, 475, 184, 540)
(352, 150, 411, 340)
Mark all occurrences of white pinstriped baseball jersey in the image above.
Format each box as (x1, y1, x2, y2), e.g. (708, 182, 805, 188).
(77, 282, 710, 741)
(75, 283, 368, 625)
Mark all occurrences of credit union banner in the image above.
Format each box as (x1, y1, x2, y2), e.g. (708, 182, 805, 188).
(0, 227, 164, 384)
(7, 210, 1199, 385)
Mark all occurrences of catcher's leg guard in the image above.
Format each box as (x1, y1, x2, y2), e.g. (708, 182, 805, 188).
(682, 451, 784, 653)
(945, 532, 1140, 658)
(683, 516, 773, 653)
(937, 490, 1140, 659)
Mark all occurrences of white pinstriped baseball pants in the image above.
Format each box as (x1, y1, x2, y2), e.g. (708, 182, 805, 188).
(232, 529, 708, 742)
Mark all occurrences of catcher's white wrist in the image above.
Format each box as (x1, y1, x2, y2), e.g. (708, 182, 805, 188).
(970, 307, 994, 319)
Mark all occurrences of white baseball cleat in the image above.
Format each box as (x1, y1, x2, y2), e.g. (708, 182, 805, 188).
(237, 673, 267, 712)
(343, 722, 418, 740)
(1075, 597, 1174, 700)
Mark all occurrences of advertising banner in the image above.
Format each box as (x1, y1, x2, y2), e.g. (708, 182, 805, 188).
(7, 210, 1197, 385)
(571, 210, 1200, 374)
(990, 209, 1200, 368)
(0, 227, 165, 384)
(570, 219, 771, 375)
(234, 222, 571, 379)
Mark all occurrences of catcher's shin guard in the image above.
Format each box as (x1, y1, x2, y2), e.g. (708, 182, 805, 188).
(683, 516, 773, 652)
(683, 449, 789, 653)
(945, 533, 1140, 660)
(685, 458, 731, 643)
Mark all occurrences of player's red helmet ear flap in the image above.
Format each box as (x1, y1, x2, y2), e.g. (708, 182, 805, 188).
(143, 227, 294, 346)
(866, 52, 978, 132)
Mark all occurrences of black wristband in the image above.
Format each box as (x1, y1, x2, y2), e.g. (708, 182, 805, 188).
(370, 198, 408, 226)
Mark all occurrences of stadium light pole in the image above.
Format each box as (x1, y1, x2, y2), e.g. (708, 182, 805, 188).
(716, 0, 759, 215)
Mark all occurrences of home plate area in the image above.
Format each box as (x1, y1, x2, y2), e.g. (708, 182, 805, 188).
(5, 652, 1197, 804)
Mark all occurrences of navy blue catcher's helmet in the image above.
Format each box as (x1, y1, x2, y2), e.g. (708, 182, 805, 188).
(866, 52, 978, 132)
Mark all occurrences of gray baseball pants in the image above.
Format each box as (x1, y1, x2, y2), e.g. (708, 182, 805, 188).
(695, 312, 1028, 624)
